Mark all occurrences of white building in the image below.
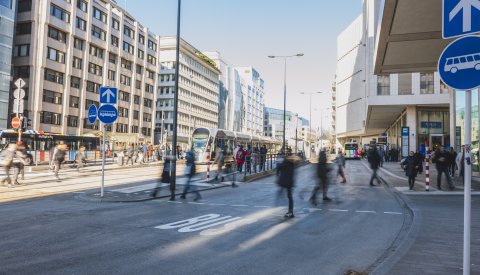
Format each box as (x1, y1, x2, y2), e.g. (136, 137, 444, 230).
(12, 0, 159, 143)
(156, 37, 221, 150)
(237, 67, 265, 135)
(336, 0, 454, 156)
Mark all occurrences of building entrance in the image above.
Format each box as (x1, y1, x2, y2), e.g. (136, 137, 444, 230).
(430, 134, 444, 150)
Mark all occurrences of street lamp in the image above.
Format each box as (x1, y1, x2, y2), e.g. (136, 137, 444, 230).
(300, 92, 322, 158)
(315, 107, 331, 151)
(268, 53, 304, 154)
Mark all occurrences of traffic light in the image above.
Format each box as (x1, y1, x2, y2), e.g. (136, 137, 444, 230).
(21, 117, 32, 131)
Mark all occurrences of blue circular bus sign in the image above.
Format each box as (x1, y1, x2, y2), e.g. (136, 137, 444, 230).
(438, 36, 480, 90)
(98, 104, 118, 124)
(87, 104, 97, 124)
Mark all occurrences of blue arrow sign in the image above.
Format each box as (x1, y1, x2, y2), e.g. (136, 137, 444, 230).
(100, 87, 117, 105)
(87, 104, 97, 124)
(98, 104, 118, 124)
(438, 36, 480, 90)
(443, 0, 480, 39)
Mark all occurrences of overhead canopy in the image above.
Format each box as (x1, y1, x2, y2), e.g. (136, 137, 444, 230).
(375, 0, 453, 74)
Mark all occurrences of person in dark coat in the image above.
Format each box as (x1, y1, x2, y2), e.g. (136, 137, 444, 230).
(433, 145, 455, 190)
(449, 148, 457, 177)
(277, 155, 296, 218)
(367, 146, 381, 186)
(310, 150, 331, 205)
(180, 151, 201, 201)
(402, 151, 421, 190)
(151, 156, 172, 198)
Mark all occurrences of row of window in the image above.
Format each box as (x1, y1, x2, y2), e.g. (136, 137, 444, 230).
(376, 73, 452, 96)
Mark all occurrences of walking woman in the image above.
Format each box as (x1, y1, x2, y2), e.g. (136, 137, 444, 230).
(402, 151, 421, 190)
(277, 154, 296, 218)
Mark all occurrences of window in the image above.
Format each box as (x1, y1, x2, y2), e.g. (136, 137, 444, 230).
(108, 70, 116, 81)
(50, 4, 70, 23)
(440, 81, 454, 94)
(69, 96, 79, 108)
(43, 90, 62, 104)
(134, 95, 140, 104)
(73, 37, 85, 50)
(116, 123, 128, 133)
(131, 126, 139, 133)
(142, 127, 151, 137)
(44, 69, 64, 84)
(88, 62, 103, 76)
(84, 118, 99, 130)
(138, 34, 145, 44)
(91, 25, 106, 40)
(145, 83, 154, 93)
(109, 53, 117, 64)
(133, 110, 139, 119)
(137, 49, 144, 59)
(118, 107, 129, 118)
(398, 73, 412, 95)
(67, 116, 79, 127)
(40, 111, 62, 125)
(146, 70, 154, 79)
(93, 7, 107, 23)
(85, 99, 99, 109)
(0, 0, 11, 8)
(13, 66, 30, 78)
(148, 39, 157, 51)
(143, 113, 152, 122)
(70, 76, 81, 89)
(124, 25, 134, 38)
(144, 98, 152, 108)
(14, 44, 30, 57)
(86, 81, 101, 94)
(136, 65, 143, 74)
(18, 0, 32, 12)
(47, 47, 65, 64)
(77, 0, 87, 12)
(112, 18, 120, 30)
(16, 22, 31, 35)
(135, 80, 141, 89)
(377, 75, 390, 96)
(89, 45, 104, 59)
(123, 41, 134, 54)
(48, 26, 66, 43)
(120, 74, 131, 86)
(72, 56, 83, 69)
(147, 54, 156, 65)
(121, 58, 132, 70)
(119, 91, 130, 102)
(111, 35, 119, 47)
(420, 72, 434, 94)
(76, 17, 86, 31)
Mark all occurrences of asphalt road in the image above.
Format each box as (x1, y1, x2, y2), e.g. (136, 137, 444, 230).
(0, 161, 407, 275)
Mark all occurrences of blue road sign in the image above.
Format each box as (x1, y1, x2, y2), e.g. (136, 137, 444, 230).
(100, 87, 117, 105)
(98, 104, 118, 124)
(443, 0, 480, 39)
(87, 104, 97, 124)
(438, 36, 480, 90)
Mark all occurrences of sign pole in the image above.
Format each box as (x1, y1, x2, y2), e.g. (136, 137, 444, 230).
(463, 90, 472, 275)
(101, 123, 106, 198)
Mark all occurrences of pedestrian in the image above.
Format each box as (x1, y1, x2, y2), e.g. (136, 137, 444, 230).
(148, 144, 153, 162)
(260, 145, 267, 171)
(367, 146, 382, 186)
(401, 151, 421, 190)
(12, 142, 28, 184)
(75, 146, 86, 172)
(49, 144, 57, 170)
(117, 145, 125, 166)
(414, 151, 424, 174)
(214, 147, 224, 181)
(151, 156, 172, 198)
(180, 151, 201, 201)
(449, 148, 457, 177)
(335, 148, 347, 183)
(379, 147, 385, 167)
(252, 147, 259, 173)
(126, 144, 135, 166)
(0, 144, 18, 188)
(53, 144, 67, 180)
(235, 145, 246, 172)
(310, 150, 331, 205)
(456, 146, 464, 181)
(433, 145, 455, 190)
(245, 145, 252, 174)
(277, 154, 296, 218)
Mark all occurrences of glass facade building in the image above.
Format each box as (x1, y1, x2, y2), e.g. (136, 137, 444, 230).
(0, 0, 15, 129)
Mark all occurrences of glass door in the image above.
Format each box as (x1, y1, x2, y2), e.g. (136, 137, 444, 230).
(430, 134, 444, 150)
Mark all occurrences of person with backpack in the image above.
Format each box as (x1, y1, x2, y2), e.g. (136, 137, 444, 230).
(180, 151, 201, 201)
(277, 154, 296, 218)
(367, 146, 381, 186)
(235, 145, 246, 172)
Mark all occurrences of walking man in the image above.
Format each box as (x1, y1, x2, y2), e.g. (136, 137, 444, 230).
(449, 148, 457, 177)
(126, 144, 135, 166)
(310, 150, 331, 205)
(75, 146, 86, 172)
(335, 148, 347, 183)
(180, 151, 201, 201)
(260, 145, 267, 171)
(402, 151, 421, 190)
(214, 147, 224, 181)
(235, 145, 246, 172)
(53, 144, 67, 180)
(1, 144, 18, 188)
(277, 154, 296, 218)
(433, 145, 455, 190)
(367, 146, 381, 186)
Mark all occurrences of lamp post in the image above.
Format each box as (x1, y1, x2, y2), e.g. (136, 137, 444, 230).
(300, 92, 322, 158)
(315, 107, 331, 151)
(268, 53, 303, 154)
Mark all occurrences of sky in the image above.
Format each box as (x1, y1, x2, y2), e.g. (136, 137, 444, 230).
(118, 0, 363, 130)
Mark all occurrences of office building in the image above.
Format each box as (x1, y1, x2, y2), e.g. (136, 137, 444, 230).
(237, 67, 265, 135)
(0, 0, 15, 129)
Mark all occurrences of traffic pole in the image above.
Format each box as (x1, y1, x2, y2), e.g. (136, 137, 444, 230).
(206, 161, 210, 182)
(463, 90, 472, 275)
(101, 124, 106, 198)
(425, 144, 430, 191)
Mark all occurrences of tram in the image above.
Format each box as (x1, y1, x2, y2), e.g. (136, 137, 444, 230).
(191, 128, 282, 163)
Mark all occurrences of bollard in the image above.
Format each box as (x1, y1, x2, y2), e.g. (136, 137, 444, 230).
(206, 161, 210, 182)
(425, 146, 430, 191)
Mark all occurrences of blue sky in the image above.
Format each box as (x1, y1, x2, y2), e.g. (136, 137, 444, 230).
(119, 0, 363, 129)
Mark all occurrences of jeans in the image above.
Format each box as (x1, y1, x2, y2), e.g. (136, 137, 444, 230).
(370, 168, 381, 185)
(408, 176, 415, 189)
(437, 167, 454, 189)
(286, 187, 293, 213)
(237, 163, 243, 172)
(54, 161, 62, 177)
(311, 177, 328, 200)
(182, 175, 200, 199)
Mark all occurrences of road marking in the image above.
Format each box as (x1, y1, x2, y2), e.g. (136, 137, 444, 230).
(384, 211, 403, 215)
(328, 209, 349, 212)
(231, 204, 249, 207)
(188, 202, 206, 205)
(167, 200, 183, 204)
(254, 205, 270, 208)
(208, 203, 227, 206)
(355, 210, 376, 213)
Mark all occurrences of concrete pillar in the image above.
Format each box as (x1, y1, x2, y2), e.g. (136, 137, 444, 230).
(406, 106, 417, 152)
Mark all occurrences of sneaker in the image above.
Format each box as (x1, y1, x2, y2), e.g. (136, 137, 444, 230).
(323, 197, 332, 201)
(284, 212, 294, 218)
(340, 180, 346, 183)
(370, 183, 376, 186)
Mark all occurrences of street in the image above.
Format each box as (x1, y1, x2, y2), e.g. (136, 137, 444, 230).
(1, 160, 408, 275)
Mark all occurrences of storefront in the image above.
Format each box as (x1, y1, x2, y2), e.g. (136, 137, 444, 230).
(417, 109, 450, 155)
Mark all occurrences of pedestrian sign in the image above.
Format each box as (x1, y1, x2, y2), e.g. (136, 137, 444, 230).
(87, 104, 97, 124)
(443, 0, 480, 39)
(98, 104, 118, 124)
(438, 35, 480, 90)
(100, 87, 117, 105)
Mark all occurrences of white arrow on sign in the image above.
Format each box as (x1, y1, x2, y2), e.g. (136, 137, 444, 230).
(101, 89, 116, 103)
(450, 0, 480, 32)
(14, 78, 26, 89)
